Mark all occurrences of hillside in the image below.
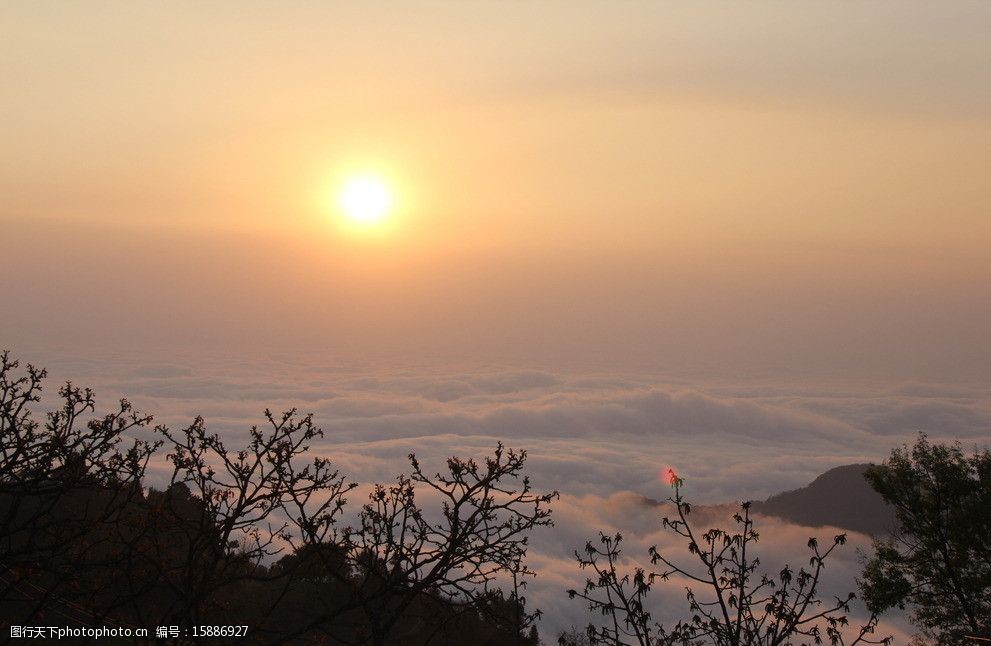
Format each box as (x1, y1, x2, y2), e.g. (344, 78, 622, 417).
(752, 464, 897, 536)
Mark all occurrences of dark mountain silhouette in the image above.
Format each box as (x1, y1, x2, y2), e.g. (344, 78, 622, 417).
(752, 463, 897, 536)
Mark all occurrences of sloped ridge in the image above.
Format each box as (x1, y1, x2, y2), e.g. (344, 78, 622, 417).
(752, 464, 897, 537)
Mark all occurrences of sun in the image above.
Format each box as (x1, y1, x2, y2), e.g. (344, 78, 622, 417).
(338, 175, 393, 226)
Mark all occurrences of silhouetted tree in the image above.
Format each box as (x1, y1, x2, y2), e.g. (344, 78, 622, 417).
(859, 434, 991, 644)
(558, 627, 594, 646)
(149, 408, 357, 634)
(323, 445, 557, 645)
(569, 474, 890, 646)
(2, 351, 557, 645)
(570, 531, 659, 645)
(0, 351, 156, 628)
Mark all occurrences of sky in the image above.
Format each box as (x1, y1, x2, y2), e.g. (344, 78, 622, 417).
(3, 1, 991, 379)
(2, 3, 991, 638)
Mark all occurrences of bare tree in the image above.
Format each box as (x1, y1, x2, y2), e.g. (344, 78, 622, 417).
(0, 350, 157, 627)
(146, 408, 357, 634)
(338, 444, 557, 646)
(570, 532, 659, 646)
(569, 474, 891, 646)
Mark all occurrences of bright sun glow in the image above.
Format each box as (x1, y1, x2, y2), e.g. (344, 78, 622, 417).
(338, 176, 393, 226)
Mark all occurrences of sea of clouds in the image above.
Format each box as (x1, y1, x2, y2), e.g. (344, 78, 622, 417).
(21, 349, 991, 641)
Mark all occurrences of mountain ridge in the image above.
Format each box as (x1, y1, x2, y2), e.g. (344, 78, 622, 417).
(751, 463, 897, 537)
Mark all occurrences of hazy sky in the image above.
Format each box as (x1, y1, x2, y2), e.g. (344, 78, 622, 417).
(4, 8, 990, 636)
(3, 1, 990, 380)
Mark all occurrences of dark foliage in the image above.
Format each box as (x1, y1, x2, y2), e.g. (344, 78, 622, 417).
(860, 434, 991, 644)
(0, 350, 158, 631)
(0, 352, 555, 645)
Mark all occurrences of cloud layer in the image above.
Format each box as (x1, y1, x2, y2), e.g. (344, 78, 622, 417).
(24, 350, 991, 640)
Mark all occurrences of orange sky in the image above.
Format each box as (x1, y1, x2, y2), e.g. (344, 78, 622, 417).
(2, 2, 990, 380)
